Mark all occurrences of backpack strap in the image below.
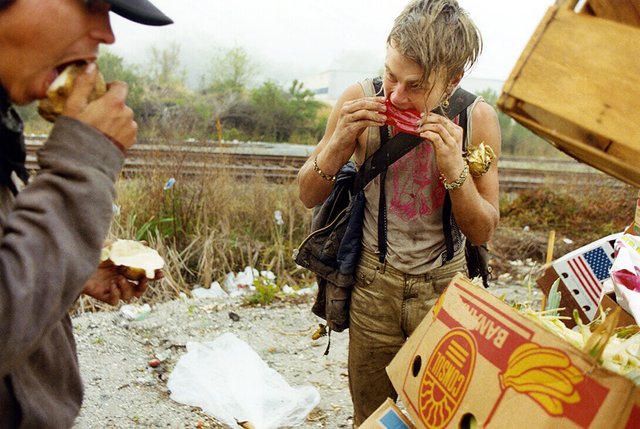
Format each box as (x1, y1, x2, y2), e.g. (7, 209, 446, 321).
(375, 86, 478, 263)
(442, 88, 477, 260)
(443, 100, 470, 261)
(444, 88, 477, 124)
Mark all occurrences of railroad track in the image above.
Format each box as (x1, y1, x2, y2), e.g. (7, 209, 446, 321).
(26, 137, 311, 182)
(24, 137, 621, 192)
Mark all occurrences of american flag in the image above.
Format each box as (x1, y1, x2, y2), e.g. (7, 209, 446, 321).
(554, 242, 615, 320)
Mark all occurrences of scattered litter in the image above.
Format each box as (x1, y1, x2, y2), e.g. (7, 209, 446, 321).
(612, 234, 640, 324)
(222, 267, 278, 297)
(274, 210, 284, 226)
(163, 177, 176, 190)
(281, 284, 314, 296)
(120, 303, 151, 321)
(192, 281, 228, 299)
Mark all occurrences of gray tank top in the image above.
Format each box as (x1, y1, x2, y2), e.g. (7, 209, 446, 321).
(358, 78, 481, 274)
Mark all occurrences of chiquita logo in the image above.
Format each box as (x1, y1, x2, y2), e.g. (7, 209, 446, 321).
(418, 328, 477, 428)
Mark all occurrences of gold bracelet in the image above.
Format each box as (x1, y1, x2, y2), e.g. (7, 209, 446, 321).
(312, 156, 336, 182)
(441, 164, 469, 191)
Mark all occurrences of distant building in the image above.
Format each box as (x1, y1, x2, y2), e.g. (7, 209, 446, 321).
(300, 69, 379, 105)
(460, 77, 505, 96)
(300, 70, 505, 105)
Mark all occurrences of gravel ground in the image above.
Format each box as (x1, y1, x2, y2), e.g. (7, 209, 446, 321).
(72, 269, 542, 429)
(72, 294, 352, 429)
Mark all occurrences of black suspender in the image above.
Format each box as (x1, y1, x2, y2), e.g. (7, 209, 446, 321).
(442, 103, 470, 261)
(374, 84, 478, 263)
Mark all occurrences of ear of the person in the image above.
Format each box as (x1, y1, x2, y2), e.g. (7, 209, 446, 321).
(448, 73, 463, 94)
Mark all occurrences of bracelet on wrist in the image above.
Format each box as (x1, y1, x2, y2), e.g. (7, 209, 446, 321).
(441, 163, 469, 191)
(312, 156, 336, 183)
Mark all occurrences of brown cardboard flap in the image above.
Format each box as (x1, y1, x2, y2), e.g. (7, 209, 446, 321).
(602, 294, 637, 327)
(537, 266, 586, 328)
(388, 274, 640, 429)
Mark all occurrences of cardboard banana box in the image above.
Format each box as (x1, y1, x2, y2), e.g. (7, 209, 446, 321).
(387, 274, 640, 429)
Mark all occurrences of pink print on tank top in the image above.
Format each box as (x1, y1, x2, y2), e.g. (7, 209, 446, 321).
(389, 143, 446, 222)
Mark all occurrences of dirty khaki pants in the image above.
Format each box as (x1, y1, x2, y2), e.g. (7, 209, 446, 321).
(348, 247, 467, 426)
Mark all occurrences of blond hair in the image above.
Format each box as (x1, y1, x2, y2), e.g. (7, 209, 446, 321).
(387, 0, 482, 92)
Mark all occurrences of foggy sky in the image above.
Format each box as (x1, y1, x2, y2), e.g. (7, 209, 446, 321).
(107, 0, 551, 89)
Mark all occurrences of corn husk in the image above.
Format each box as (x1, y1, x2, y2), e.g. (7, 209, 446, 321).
(515, 279, 640, 384)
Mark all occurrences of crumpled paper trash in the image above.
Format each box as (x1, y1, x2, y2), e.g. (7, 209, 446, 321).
(167, 333, 320, 429)
(611, 234, 640, 324)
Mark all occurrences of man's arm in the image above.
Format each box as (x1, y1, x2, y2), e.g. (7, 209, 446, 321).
(0, 118, 124, 377)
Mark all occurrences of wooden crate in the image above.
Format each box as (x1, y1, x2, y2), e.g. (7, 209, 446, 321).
(498, 0, 640, 188)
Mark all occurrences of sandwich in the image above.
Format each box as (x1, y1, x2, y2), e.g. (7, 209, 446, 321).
(37, 62, 106, 122)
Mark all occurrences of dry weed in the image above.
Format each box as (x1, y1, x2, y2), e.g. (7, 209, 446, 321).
(76, 146, 312, 313)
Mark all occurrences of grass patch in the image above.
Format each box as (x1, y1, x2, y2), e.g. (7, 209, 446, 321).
(500, 183, 636, 247)
(74, 148, 315, 313)
(75, 144, 639, 313)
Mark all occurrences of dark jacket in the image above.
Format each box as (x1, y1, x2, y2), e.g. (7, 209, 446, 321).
(0, 93, 124, 427)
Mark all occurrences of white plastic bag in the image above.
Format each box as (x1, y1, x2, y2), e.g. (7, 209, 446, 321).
(191, 281, 228, 299)
(167, 333, 320, 429)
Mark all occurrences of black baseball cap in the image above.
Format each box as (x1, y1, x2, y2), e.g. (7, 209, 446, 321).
(107, 0, 173, 26)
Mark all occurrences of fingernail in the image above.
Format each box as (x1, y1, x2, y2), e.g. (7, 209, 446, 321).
(85, 62, 97, 74)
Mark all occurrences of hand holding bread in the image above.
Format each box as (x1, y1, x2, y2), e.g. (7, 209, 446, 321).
(38, 62, 138, 150)
(37, 62, 106, 122)
(100, 239, 165, 282)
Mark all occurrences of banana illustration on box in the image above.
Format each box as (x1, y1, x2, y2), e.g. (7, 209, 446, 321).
(499, 343, 583, 416)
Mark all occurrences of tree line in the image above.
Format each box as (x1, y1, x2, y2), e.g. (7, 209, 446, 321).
(19, 45, 328, 145)
(18, 44, 558, 156)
